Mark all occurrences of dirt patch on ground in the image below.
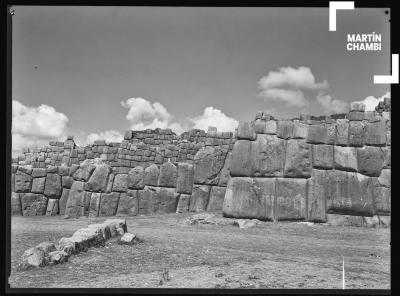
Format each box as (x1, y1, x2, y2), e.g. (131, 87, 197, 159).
(8, 213, 390, 289)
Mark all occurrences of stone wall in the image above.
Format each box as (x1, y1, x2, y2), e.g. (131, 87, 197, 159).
(223, 102, 391, 224)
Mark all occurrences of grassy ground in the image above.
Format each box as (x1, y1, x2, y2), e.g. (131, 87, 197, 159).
(8, 213, 390, 289)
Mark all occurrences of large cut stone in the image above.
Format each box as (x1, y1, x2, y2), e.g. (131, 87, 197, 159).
(265, 120, 277, 134)
(116, 190, 138, 216)
(230, 140, 253, 177)
(44, 173, 62, 198)
(312, 144, 333, 169)
(64, 181, 86, 218)
(99, 192, 120, 216)
(283, 140, 311, 178)
(348, 111, 364, 121)
(20, 193, 48, 216)
(293, 121, 308, 139)
(277, 120, 294, 139)
(84, 164, 111, 192)
(138, 186, 157, 215)
(356, 146, 384, 177)
(88, 192, 101, 217)
(251, 135, 287, 177)
(193, 146, 227, 184)
(325, 123, 336, 145)
(306, 124, 327, 144)
(144, 164, 159, 186)
(189, 185, 211, 212)
(112, 174, 128, 192)
(158, 162, 178, 188)
(307, 170, 327, 222)
(335, 119, 349, 146)
(176, 163, 194, 194)
(62, 176, 74, 189)
(334, 146, 358, 172)
(218, 152, 231, 187)
(72, 161, 96, 182)
(237, 121, 256, 140)
(128, 166, 145, 189)
(15, 171, 32, 193)
(59, 189, 70, 216)
(370, 177, 390, 215)
(176, 194, 190, 213)
(11, 193, 22, 215)
(31, 177, 46, 194)
(223, 177, 275, 220)
(275, 178, 307, 221)
(254, 119, 266, 134)
(206, 186, 226, 212)
(349, 121, 366, 147)
(31, 168, 47, 178)
(325, 170, 374, 216)
(365, 120, 387, 146)
(155, 187, 179, 214)
(46, 199, 59, 216)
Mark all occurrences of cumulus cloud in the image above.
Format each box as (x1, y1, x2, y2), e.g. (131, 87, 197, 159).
(190, 106, 238, 132)
(258, 66, 328, 108)
(352, 91, 390, 111)
(316, 93, 349, 114)
(121, 97, 184, 134)
(12, 100, 69, 156)
(86, 130, 124, 144)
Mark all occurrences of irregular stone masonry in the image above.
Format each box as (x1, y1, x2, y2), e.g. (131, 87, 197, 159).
(11, 101, 390, 226)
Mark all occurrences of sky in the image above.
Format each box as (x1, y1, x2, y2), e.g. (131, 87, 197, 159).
(11, 6, 391, 155)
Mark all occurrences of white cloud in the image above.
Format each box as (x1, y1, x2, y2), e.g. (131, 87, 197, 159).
(86, 130, 124, 145)
(352, 91, 390, 111)
(121, 97, 184, 134)
(259, 89, 307, 108)
(258, 66, 328, 91)
(190, 106, 238, 132)
(12, 100, 69, 156)
(316, 93, 348, 114)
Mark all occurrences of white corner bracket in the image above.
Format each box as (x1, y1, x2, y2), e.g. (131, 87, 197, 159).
(374, 54, 399, 84)
(329, 2, 355, 31)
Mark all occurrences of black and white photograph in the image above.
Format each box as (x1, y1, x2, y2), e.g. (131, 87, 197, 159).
(6, 2, 394, 291)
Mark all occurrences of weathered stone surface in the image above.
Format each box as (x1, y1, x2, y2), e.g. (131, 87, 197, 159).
(120, 233, 136, 244)
(382, 147, 390, 169)
(88, 192, 101, 217)
(283, 140, 311, 178)
(327, 214, 365, 227)
(176, 194, 191, 213)
(230, 140, 253, 177)
(312, 145, 333, 169)
(254, 119, 266, 134)
(158, 162, 178, 188)
(370, 177, 390, 215)
(348, 111, 364, 121)
(237, 121, 256, 140)
(70, 227, 105, 251)
(138, 187, 157, 215)
(206, 186, 226, 212)
(15, 171, 32, 193)
(103, 218, 127, 237)
(293, 121, 308, 139)
(112, 174, 128, 192)
(72, 161, 96, 182)
(335, 119, 349, 146)
(19, 166, 33, 175)
(265, 120, 277, 134)
(307, 170, 327, 222)
(106, 173, 114, 193)
(277, 120, 294, 139)
(365, 120, 387, 146)
(99, 192, 120, 216)
(356, 146, 384, 177)
(48, 250, 69, 265)
(326, 171, 374, 216)
(275, 178, 307, 221)
(11, 193, 22, 215)
(59, 189, 70, 216)
(349, 121, 365, 147)
(11, 173, 15, 192)
(116, 190, 138, 216)
(58, 166, 70, 176)
(325, 123, 336, 145)
(31, 168, 47, 178)
(128, 166, 145, 189)
(193, 146, 227, 185)
(85, 164, 111, 192)
(251, 135, 286, 177)
(144, 164, 159, 186)
(334, 146, 358, 172)
(47, 166, 58, 174)
(62, 176, 74, 189)
(218, 152, 231, 187)
(44, 173, 62, 198)
(189, 185, 211, 212)
(306, 124, 327, 144)
(155, 187, 179, 214)
(31, 177, 46, 194)
(363, 111, 380, 122)
(64, 181, 86, 218)
(176, 163, 194, 194)
(19, 247, 48, 268)
(234, 219, 261, 229)
(223, 177, 275, 220)
(46, 199, 59, 216)
(20, 193, 48, 216)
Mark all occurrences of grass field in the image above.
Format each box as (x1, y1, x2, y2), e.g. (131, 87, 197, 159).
(8, 213, 390, 289)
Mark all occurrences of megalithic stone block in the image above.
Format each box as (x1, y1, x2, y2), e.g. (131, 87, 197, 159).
(189, 185, 211, 212)
(307, 169, 327, 222)
(230, 140, 253, 177)
(116, 190, 138, 216)
(128, 166, 145, 189)
(356, 146, 384, 177)
(283, 140, 312, 178)
(275, 178, 307, 221)
(158, 162, 178, 188)
(176, 163, 194, 194)
(237, 121, 256, 140)
(206, 186, 226, 212)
